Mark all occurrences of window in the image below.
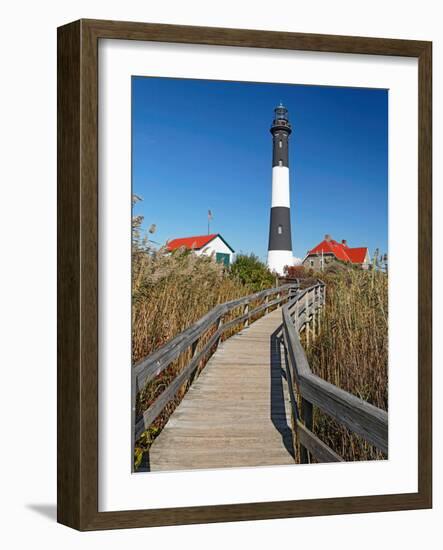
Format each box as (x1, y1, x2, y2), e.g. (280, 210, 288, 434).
(277, 225, 283, 235)
(310, 260, 314, 267)
(279, 140, 282, 148)
(278, 160, 283, 166)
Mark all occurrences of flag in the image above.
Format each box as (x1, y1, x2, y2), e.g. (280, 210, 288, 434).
(208, 209, 213, 220)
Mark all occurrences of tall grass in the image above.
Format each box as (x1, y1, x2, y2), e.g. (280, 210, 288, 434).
(132, 248, 250, 363)
(303, 265, 388, 461)
(132, 246, 264, 467)
(132, 197, 280, 467)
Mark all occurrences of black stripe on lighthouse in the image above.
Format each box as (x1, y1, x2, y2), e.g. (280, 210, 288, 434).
(268, 206, 292, 251)
(272, 131, 290, 167)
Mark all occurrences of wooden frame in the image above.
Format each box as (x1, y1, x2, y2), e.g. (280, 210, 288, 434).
(57, 19, 432, 530)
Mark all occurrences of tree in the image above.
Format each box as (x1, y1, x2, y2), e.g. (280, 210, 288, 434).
(230, 254, 275, 292)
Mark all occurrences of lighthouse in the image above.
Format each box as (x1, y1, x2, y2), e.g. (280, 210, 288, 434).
(267, 103, 294, 275)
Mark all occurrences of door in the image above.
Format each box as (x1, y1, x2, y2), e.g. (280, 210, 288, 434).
(215, 252, 230, 267)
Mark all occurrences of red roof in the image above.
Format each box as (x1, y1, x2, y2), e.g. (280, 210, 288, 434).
(166, 234, 218, 251)
(307, 238, 368, 264)
(346, 247, 368, 263)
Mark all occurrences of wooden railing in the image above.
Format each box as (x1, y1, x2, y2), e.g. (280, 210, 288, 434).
(132, 283, 299, 446)
(281, 281, 388, 463)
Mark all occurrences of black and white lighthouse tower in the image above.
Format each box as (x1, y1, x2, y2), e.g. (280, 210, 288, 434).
(267, 103, 294, 274)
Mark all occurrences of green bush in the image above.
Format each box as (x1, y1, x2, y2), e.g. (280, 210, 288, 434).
(230, 253, 275, 293)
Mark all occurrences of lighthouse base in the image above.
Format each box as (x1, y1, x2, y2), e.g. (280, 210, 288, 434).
(267, 250, 293, 276)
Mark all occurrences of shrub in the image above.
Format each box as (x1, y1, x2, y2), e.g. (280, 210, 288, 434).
(284, 265, 310, 279)
(230, 253, 275, 293)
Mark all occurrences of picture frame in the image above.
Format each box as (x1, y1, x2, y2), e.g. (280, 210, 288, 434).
(57, 19, 432, 530)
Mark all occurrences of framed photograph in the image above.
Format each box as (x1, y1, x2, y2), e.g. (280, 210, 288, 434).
(57, 19, 432, 530)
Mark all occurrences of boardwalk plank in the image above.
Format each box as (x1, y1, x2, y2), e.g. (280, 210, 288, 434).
(148, 308, 295, 471)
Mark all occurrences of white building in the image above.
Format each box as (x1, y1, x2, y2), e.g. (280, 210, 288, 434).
(166, 233, 235, 266)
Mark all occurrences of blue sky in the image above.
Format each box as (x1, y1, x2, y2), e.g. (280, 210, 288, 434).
(132, 77, 388, 261)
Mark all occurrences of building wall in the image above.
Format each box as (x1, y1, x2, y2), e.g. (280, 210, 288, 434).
(196, 236, 235, 264)
(362, 251, 370, 269)
(302, 254, 335, 270)
(303, 253, 371, 270)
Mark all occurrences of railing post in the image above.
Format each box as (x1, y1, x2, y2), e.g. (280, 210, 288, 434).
(290, 404, 301, 464)
(312, 286, 317, 340)
(300, 397, 313, 463)
(282, 325, 302, 464)
(305, 292, 310, 346)
(265, 294, 269, 315)
(187, 336, 201, 387)
(295, 295, 300, 332)
(131, 373, 138, 472)
(191, 337, 199, 357)
(321, 284, 325, 320)
(215, 314, 224, 350)
(243, 302, 249, 328)
(318, 285, 325, 332)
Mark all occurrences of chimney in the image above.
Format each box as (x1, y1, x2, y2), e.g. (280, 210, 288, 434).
(324, 234, 331, 242)
(341, 239, 347, 246)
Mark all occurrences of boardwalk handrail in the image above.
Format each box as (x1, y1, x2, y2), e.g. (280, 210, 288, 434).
(281, 281, 388, 463)
(133, 282, 299, 444)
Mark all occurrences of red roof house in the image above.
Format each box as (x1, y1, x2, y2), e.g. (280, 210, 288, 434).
(166, 233, 235, 266)
(303, 235, 370, 270)
(166, 234, 218, 251)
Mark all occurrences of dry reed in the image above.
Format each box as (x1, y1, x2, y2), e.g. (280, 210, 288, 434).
(132, 246, 257, 468)
(303, 265, 388, 461)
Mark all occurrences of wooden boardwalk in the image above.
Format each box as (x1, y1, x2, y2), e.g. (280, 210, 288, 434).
(149, 308, 295, 471)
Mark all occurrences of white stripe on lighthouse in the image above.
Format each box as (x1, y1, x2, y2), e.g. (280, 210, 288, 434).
(271, 166, 290, 207)
(269, 166, 293, 273)
(267, 250, 293, 274)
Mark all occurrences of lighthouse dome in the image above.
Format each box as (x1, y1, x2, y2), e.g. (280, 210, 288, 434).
(274, 103, 288, 120)
(271, 103, 292, 134)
